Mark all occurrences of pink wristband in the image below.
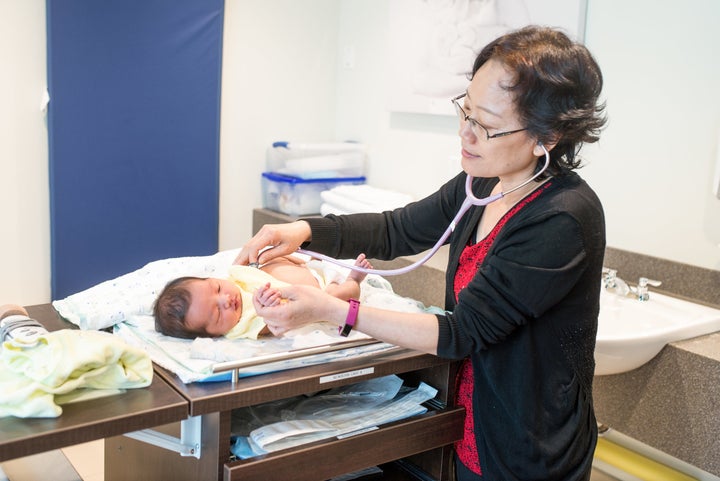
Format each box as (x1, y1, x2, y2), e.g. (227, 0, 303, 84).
(339, 299, 360, 337)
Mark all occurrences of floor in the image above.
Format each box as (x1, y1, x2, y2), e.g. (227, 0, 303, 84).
(61, 441, 105, 481)
(0, 440, 103, 481)
(1, 440, 619, 481)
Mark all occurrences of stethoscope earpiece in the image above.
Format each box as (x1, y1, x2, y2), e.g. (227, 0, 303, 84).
(465, 143, 550, 206)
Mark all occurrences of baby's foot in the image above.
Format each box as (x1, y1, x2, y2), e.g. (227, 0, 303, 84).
(348, 253, 372, 283)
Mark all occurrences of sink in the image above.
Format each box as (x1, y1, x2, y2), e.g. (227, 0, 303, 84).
(594, 288, 720, 375)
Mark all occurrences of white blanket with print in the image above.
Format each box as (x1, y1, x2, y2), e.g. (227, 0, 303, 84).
(52, 249, 441, 383)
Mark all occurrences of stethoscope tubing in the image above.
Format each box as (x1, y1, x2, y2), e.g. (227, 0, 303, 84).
(297, 144, 551, 276)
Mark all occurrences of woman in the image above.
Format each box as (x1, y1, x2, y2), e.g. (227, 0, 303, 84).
(237, 26, 606, 481)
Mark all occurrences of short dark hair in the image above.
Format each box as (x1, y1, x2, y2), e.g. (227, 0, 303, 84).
(472, 25, 607, 176)
(153, 276, 210, 339)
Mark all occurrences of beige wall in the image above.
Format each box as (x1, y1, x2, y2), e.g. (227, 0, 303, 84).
(219, 0, 340, 251)
(0, 0, 50, 306)
(332, 0, 720, 270)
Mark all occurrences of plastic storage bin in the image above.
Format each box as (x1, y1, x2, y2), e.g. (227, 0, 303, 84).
(261, 172, 366, 216)
(266, 141, 366, 179)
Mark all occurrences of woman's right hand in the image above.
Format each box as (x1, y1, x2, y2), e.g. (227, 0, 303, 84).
(253, 283, 346, 336)
(234, 220, 312, 265)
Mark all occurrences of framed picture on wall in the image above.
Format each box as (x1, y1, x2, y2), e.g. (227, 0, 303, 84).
(388, 0, 589, 115)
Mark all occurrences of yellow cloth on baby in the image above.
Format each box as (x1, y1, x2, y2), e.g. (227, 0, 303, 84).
(0, 329, 153, 418)
(224, 265, 290, 340)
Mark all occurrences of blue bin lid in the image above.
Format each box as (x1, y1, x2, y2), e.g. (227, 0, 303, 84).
(262, 172, 366, 184)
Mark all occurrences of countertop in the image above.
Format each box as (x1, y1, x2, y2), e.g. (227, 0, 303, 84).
(594, 247, 720, 476)
(593, 331, 720, 476)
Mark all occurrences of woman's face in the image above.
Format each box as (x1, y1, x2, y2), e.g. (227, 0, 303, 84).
(184, 278, 243, 336)
(458, 58, 545, 185)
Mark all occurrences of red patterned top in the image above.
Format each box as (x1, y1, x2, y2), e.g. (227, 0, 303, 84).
(453, 183, 551, 475)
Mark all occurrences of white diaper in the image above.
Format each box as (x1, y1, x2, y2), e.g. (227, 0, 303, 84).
(305, 259, 347, 289)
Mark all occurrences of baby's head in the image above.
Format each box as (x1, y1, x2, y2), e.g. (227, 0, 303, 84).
(153, 276, 243, 339)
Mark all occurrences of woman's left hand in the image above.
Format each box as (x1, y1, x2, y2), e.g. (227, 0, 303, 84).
(253, 284, 345, 336)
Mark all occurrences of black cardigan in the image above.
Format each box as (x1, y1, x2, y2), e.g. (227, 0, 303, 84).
(303, 171, 605, 480)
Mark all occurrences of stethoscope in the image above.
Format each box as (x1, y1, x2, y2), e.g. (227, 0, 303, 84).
(296, 143, 551, 276)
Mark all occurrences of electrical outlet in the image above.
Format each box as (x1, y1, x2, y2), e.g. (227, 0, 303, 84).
(342, 45, 355, 70)
(714, 129, 720, 199)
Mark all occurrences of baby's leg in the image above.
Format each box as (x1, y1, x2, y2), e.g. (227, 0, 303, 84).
(324, 254, 373, 301)
(347, 253, 372, 283)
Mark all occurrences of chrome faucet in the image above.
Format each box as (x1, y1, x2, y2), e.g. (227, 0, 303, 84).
(630, 277, 662, 301)
(601, 268, 661, 301)
(602, 268, 630, 296)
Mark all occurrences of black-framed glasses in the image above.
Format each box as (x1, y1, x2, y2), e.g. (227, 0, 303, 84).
(451, 93, 527, 140)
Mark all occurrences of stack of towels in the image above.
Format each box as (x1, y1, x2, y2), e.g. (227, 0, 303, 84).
(320, 184, 414, 216)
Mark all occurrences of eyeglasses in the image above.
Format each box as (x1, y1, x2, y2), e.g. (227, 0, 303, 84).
(451, 93, 527, 140)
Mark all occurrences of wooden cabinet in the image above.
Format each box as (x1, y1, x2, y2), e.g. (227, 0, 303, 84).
(224, 409, 462, 481)
(106, 351, 462, 481)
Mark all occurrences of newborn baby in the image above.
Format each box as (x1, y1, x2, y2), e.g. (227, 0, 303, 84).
(153, 254, 371, 340)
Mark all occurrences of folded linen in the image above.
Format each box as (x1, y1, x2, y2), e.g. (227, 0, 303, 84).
(319, 184, 413, 214)
(0, 329, 152, 418)
(320, 203, 351, 216)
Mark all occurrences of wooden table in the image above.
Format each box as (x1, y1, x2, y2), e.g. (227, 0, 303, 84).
(1, 304, 463, 481)
(0, 304, 189, 462)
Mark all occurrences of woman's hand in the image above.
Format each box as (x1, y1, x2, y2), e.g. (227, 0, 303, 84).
(234, 221, 312, 265)
(253, 284, 345, 336)
(254, 283, 440, 355)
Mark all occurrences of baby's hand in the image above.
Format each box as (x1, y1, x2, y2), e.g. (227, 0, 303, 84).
(255, 282, 284, 307)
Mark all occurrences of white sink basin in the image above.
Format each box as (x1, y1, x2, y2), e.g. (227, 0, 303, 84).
(594, 288, 720, 375)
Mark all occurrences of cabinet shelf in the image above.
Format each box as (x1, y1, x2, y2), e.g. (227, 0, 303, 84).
(224, 407, 464, 481)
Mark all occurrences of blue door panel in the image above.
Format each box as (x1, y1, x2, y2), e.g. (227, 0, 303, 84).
(47, 0, 224, 299)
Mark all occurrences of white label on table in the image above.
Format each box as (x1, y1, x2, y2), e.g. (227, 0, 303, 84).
(319, 367, 374, 384)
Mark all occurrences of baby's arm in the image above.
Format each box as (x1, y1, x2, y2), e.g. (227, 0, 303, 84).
(323, 254, 372, 301)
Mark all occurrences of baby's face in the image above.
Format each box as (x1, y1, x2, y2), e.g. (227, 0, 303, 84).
(184, 278, 243, 336)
